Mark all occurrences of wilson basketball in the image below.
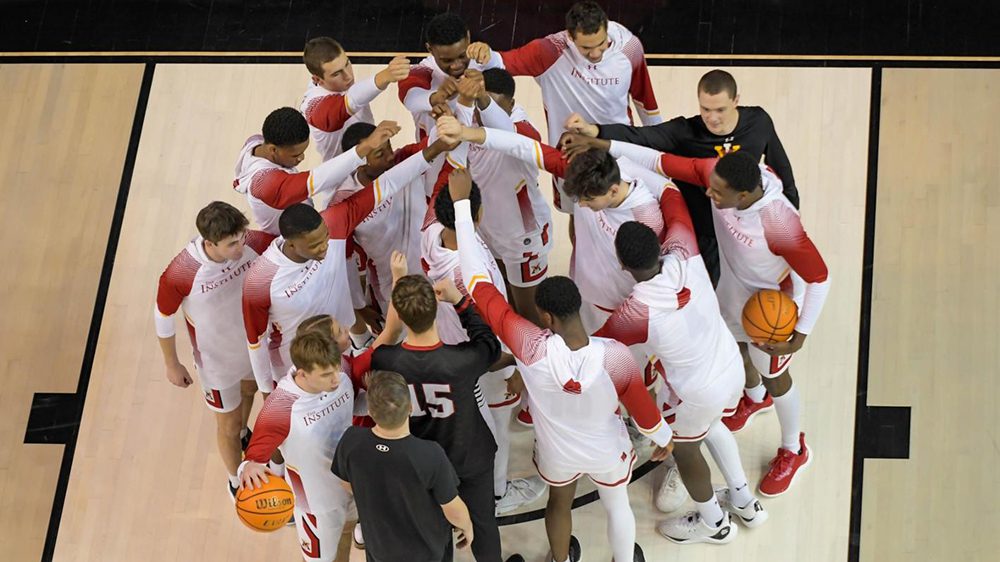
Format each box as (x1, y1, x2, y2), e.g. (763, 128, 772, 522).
(742, 289, 798, 344)
(235, 476, 295, 532)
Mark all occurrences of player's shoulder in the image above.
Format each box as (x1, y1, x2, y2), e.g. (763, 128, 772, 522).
(739, 106, 774, 125)
(245, 230, 277, 255)
(301, 84, 343, 114)
(245, 245, 281, 284)
(162, 243, 204, 284)
(608, 21, 644, 61)
(542, 30, 573, 52)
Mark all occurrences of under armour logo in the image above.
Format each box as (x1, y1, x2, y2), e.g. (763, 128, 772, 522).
(375, 444, 389, 452)
(586, 64, 598, 70)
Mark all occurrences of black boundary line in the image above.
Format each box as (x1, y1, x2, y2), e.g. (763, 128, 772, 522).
(1, 53, 1000, 69)
(847, 65, 883, 562)
(40, 62, 156, 562)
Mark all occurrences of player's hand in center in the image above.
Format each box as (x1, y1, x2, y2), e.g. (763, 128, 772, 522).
(466, 41, 492, 65)
(357, 120, 400, 157)
(564, 113, 599, 137)
(448, 167, 473, 201)
(375, 55, 412, 88)
(433, 278, 464, 305)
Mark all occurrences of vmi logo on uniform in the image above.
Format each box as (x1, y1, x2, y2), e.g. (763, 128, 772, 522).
(375, 444, 389, 452)
(714, 143, 742, 157)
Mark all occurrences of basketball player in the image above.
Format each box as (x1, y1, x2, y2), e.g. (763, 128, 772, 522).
(232, 107, 399, 234)
(425, 180, 547, 515)
(466, 0, 661, 212)
(447, 168, 674, 562)
(242, 135, 455, 395)
(333, 371, 476, 562)
(240, 331, 359, 562)
(606, 144, 830, 497)
(565, 69, 799, 282)
(595, 221, 768, 543)
(155, 202, 274, 497)
(451, 67, 553, 325)
(300, 37, 410, 163)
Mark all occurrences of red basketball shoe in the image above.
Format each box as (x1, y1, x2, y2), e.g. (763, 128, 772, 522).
(721, 393, 773, 433)
(759, 433, 812, 497)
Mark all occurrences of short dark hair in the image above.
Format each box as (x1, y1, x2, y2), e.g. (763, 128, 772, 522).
(433, 180, 482, 230)
(565, 1, 608, 37)
(391, 275, 438, 334)
(196, 201, 249, 243)
(714, 151, 761, 193)
(615, 221, 660, 271)
(483, 68, 515, 98)
(697, 69, 738, 100)
(563, 148, 621, 200)
(303, 37, 344, 77)
(290, 330, 340, 372)
(341, 122, 377, 153)
(296, 314, 334, 338)
(262, 107, 310, 148)
(279, 203, 324, 239)
(425, 12, 468, 46)
(367, 371, 412, 429)
(535, 276, 582, 319)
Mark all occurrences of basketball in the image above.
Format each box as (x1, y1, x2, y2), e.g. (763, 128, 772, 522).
(235, 476, 295, 532)
(742, 289, 798, 344)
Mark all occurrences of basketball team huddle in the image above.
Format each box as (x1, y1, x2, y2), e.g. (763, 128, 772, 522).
(154, 2, 830, 561)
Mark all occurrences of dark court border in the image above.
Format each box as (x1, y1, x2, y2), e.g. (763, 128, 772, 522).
(9, 52, 992, 561)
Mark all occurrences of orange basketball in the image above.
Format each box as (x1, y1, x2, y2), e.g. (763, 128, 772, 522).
(742, 289, 798, 344)
(235, 475, 295, 532)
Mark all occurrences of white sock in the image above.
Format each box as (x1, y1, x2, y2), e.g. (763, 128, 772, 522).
(704, 421, 753, 507)
(695, 496, 726, 528)
(269, 461, 286, 477)
(490, 406, 513, 497)
(596, 484, 635, 562)
(349, 329, 372, 350)
(772, 383, 802, 452)
(228, 474, 240, 488)
(745, 383, 767, 403)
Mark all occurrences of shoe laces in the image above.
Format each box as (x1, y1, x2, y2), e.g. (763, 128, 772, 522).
(769, 447, 798, 477)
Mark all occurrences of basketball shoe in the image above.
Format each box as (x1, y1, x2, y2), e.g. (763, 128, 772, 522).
(715, 487, 768, 528)
(721, 393, 773, 433)
(496, 477, 546, 515)
(654, 463, 687, 513)
(759, 432, 811, 497)
(657, 511, 737, 545)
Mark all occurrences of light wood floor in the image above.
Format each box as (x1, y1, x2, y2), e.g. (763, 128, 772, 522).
(861, 69, 1000, 562)
(1, 60, 987, 561)
(0, 63, 144, 561)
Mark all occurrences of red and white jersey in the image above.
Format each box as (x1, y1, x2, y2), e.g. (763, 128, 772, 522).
(300, 77, 380, 162)
(232, 134, 363, 234)
(454, 199, 672, 474)
(243, 370, 359, 514)
(499, 21, 660, 146)
(454, 102, 553, 263)
(420, 221, 508, 346)
(338, 141, 430, 312)
(242, 237, 355, 388)
(155, 231, 274, 387)
(608, 140, 831, 335)
(593, 202, 742, 401)
(242, 149, 434, 389)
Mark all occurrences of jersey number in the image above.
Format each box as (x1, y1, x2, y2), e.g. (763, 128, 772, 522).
(409, 384, 455, 418)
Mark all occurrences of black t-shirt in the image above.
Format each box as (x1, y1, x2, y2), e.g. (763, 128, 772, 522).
(598, 106, 800, 208)
(369, 298, 500, 478)
(333, 426, 459, 562)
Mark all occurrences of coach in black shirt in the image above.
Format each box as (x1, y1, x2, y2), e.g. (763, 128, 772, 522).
(567, 69, 799, 283)
(334, 371, 473, 562)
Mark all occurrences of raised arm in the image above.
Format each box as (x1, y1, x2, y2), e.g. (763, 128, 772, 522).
(440, 115, 567, 178)
(608, 140, 716, 188)
(496, 35, 564, 77)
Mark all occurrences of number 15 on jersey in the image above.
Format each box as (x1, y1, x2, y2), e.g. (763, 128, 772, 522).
(409, 383, 455, 418)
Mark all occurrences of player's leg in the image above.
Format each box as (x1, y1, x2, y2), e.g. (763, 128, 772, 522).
(594, 480, 637, 561)
(500, 247, 548, 327)
(544, 480, 578, 562)
(749, 347, 811, 496)
(294, 508, 346, 562)
(238, 379, 256, 448)
(204, 378, 245, 495)
(721, 342, 774, 432)
(703, 420, 767, 527)
(457, 465, 503, 562)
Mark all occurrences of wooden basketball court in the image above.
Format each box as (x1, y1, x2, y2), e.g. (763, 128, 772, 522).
(0, 56, 996, 561)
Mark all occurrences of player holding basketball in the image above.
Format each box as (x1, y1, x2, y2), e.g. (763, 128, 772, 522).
(605, 144, 830, 497)
(240, 331, 359, 562)
(595, 221, 767, 543)
(447, 168, 673, 562)
(300, 37, 410, 163)
(155, 202, 274, 497)
(565, 69, 799, 283)
(232, 107, 399, 234)
(466, 0, 660, 212)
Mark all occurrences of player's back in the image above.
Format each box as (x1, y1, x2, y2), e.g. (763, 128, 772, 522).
(301, 81, 375, 162)
(521, 335, 632, 475)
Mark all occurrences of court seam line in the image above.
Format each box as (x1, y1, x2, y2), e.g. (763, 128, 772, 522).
(40, 62, 157, 562)
(847, 65, 883, 562)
